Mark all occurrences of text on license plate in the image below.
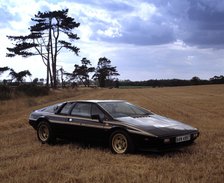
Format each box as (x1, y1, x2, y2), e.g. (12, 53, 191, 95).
(176, 135, 191, 143)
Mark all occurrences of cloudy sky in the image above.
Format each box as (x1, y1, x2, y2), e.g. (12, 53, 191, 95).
(1, 0, 224, 81)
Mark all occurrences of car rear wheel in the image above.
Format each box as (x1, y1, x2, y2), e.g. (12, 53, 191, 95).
(37, 121, 55, 144)
(110, 130, 134, 154)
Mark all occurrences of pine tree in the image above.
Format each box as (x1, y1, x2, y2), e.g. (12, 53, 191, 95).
(93, 57, 119, 87)
(9, 69, 32, 83)
(7, 9, 80, 88)
(65, 58, 95, 87)
(0, 67, 10, 76)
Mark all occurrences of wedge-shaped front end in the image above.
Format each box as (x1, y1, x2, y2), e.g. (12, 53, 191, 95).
(116, 114, 199, 151)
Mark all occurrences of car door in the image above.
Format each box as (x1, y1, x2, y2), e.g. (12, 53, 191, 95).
(51, 102, 77, 137)
(69, 102, 108, 141)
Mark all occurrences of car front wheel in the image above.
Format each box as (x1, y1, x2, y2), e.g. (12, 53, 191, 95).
(110, 130, 134, 154)
(37, 121, 55, 144)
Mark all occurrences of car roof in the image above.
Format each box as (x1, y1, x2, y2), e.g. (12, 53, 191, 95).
(68, 100, 125, 103)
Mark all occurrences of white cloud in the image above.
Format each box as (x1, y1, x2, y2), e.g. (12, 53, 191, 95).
(136, 2, 157, 21)
(97, 27, 122, 38)
(78, 25, 92, 41)
(0, 0, 224, 82)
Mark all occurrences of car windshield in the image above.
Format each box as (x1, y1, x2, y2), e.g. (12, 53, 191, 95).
(98, 102, 152, 118)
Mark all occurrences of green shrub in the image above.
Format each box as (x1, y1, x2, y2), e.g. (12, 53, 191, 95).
(0, 85, 12, 100)
(15, 84, 49, 97)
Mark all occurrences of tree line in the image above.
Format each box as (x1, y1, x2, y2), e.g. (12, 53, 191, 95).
(0, 56, 119, 88)
(119, 75, 224, 88)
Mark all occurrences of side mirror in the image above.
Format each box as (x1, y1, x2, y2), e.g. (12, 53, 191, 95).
(91, 114, 104, 123)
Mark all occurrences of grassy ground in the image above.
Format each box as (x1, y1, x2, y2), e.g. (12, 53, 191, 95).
(0, 85, 223, 183)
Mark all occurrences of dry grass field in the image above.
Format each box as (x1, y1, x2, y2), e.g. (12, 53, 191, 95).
(0, 85, 224, 183)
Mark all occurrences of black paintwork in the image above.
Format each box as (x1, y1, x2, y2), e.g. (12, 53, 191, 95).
(29, 100, 199, 151)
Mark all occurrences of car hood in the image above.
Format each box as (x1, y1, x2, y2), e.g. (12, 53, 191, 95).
(116, 114, 198, 137)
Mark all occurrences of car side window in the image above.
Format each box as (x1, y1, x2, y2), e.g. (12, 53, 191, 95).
(91, 104, 105, 119)
(71, 103, 91, 117)
(59, 102, 74, 115)
(91, 104, 109, 121)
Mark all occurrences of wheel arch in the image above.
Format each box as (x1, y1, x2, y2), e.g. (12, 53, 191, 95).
(108, 127, 137, 144)
(35, 117, 50, 129)
(109, 127, 130, 136)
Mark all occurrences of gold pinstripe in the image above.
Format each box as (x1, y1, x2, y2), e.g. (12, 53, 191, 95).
(30, 113, 157, 137)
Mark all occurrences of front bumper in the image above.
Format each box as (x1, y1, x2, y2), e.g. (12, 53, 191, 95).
(133, 132, 199, 152)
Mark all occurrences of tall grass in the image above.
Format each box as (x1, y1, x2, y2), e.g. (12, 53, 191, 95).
(0, 85, 223, 183)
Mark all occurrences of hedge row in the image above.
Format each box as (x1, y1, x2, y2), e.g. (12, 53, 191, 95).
(0, 85, 12, 100)
(0, 84, 49, 100)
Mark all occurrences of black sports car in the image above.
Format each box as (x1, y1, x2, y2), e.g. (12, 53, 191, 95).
(29, 100, 199, 154)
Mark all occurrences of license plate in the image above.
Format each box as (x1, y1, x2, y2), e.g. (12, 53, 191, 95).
(176, 135, 191, 143)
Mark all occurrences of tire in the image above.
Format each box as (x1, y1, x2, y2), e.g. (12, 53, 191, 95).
(109, 130, 135, 154)
(37, 121, 56, 144)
